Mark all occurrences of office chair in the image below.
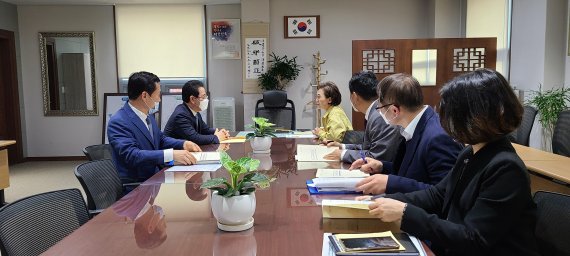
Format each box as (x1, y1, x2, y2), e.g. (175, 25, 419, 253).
(255, 90, 296, 130)
(552, 110, 570, 157)
(508, 105, 537, 146)
(342, 131, 365, 144)
(82, 144, 113, 161)
(74, 159, 125, 216)
(0, 189, 89, 256)
(533, 191, 570, 256)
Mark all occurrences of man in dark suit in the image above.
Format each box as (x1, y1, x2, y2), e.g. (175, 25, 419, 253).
(350, 73, 462, 194)
(107, 71, 201, 184)
(324, 71, 400, 163)
(163, 80, 230, 145)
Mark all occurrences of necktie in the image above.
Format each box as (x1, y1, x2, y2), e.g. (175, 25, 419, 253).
(196, 112, 201, 131)
(146, 116, 153, 139)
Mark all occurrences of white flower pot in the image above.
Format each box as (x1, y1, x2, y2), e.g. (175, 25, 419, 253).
(251, 153, 273, 170)
(211, 191, 256, 232)
(250, 137, 272, 154)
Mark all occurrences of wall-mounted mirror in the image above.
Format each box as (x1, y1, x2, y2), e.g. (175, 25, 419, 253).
(39, 32, 98, 116)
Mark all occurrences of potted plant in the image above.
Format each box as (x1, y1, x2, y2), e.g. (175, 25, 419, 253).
(200, 151, 272, 232)
(258, 52, 302, 91)
(246, 117, 277, 153)
(528, 86, 570, 151)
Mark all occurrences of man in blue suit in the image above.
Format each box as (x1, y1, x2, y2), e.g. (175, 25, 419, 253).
(163, 80, 230, 145)
(107, 71, 201, 184)
(350, 73, 462, 194)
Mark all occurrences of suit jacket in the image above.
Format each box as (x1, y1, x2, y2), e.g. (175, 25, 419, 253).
(387, 137, 539, 256)
(343, 106, 400, 163)
(163, 104, 217, 145)
(381, 107, 463, 193)
(108, 102, 184, 182)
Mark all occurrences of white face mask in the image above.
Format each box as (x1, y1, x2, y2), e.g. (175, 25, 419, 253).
(149, 101, 160, 114)
(350, 100, 358, 112)
(144, 94, 160, 115)
(378, 107, 396, 125)
(199, 98, 209, 111)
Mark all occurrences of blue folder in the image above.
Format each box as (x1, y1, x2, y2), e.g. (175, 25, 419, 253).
(306, 180, 362, 195)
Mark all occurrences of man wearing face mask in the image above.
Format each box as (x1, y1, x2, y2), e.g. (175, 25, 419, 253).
(107, 71, 202, 186)
(323, 71, 401, 163)
(349, 73, 462, 195)
(163, 80, 230, 145)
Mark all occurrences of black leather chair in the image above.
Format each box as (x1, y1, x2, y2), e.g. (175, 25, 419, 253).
(552, 110, 570, 157)
(255, 90, 296, 130)
(533, 191, 570, 255)
(82, 144, 113, 161)
(74, 159, 126, 216)
(508, 105, 537, 146)
(0, 189, 89, 256)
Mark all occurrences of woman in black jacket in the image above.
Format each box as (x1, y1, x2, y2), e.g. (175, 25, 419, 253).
(365, 69, 540, 256)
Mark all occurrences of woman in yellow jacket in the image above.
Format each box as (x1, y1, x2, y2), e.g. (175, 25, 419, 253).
(312, 82, 353, 142)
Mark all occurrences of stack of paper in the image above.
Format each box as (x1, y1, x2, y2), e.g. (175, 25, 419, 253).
(190, 152, 221, 164)
(296, 144, 338, 162)
(316, 168, 369, 178)
(307, 177, 364, 194)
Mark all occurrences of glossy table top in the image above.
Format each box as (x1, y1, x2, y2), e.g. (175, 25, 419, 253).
(45, 138, 431, 255)
(512, 144, 570, 184)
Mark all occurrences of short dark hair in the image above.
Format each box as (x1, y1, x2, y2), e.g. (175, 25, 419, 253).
(377, 73, 423, 110)
(182, 80, 204, 103)
(349, 71, 378, 101)
(438, 68, 523, 144)
(317, 81, 342, 106)
(127, 71, 160, 100)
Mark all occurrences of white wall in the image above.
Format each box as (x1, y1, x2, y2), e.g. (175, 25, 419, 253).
(18, 5, 117, 157)
(510, 0, 567, 150)
(269, 0, 432, 129)
(206, 4, 244, 131)
(0, 0, 26, 156)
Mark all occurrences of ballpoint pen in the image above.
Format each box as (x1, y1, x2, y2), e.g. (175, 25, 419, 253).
(359, 150, 367, 164)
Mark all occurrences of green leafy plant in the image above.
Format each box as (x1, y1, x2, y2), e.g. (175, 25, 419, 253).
(200, 151, 272, 197)
(246, 117, 277, 140)
(528, 86, 570, 134)
(258, 52, 302, 91)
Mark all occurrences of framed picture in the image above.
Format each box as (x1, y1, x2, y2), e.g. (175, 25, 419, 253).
(102, 93, 129, 144)
(284, 15, 320, 38)
(210, 19, 241, 59)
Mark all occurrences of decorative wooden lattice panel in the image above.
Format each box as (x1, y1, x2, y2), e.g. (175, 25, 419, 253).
(362, 49, 395, 74)
(453, 47, 486, 72)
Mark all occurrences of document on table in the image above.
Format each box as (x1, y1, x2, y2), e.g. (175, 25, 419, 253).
(190, 152, 221, 164)
(220, 137, 247, 143)
(309, 177, 364, 188)
(165, 164, 222, 172)
(316, 169, 369, 178)
(296, 144, 338, 162)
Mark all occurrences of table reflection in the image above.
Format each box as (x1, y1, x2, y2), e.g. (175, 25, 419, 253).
(212, 227, 257, 256)
(112, 184, 167, 249)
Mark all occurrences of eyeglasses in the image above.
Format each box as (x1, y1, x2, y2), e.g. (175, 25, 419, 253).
(375, 103, 396, 110)
(196, 95, 208, 100)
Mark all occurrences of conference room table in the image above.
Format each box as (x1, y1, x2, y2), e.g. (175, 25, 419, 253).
(45, 138, 434, 255)
(512, 144, 570, 195)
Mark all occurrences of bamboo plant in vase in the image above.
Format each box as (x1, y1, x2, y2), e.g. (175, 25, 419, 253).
(246, 117, 277, 153)
(200, 151, 273, 232)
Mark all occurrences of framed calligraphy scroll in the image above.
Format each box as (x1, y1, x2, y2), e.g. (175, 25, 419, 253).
(242, 23, 269, 93)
